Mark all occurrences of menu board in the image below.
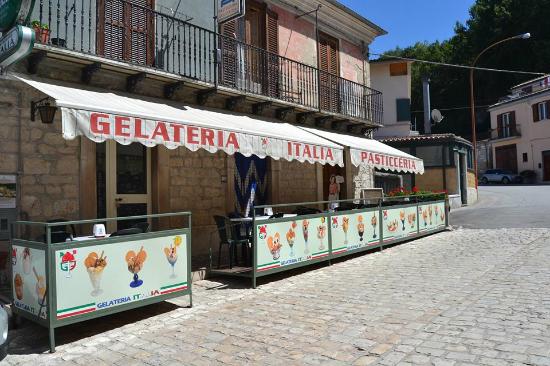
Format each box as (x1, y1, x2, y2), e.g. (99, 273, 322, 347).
(330, 211, 380, 256)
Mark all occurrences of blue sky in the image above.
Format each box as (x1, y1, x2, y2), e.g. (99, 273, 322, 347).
(339, 0, 475, 55)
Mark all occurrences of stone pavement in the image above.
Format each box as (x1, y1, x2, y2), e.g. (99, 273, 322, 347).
(4, 228, 550, 366)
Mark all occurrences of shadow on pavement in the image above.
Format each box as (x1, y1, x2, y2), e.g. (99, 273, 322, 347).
(8, 301, 180, 355)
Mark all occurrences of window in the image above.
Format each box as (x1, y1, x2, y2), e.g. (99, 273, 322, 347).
(497, 111, 516, 138)
(523, 153, 528, 162)
(533, 101, 549, 122)
(389, 62, 408, 76)
(396, 98, 411, 122)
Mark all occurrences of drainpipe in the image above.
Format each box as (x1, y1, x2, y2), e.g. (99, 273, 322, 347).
(422, 77, 431, 134)
(213, 0, 219, 88)
(16, 91, 23, 221)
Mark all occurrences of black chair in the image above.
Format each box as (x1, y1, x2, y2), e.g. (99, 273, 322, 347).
(269, 212, 284, 219)
(294, 206, 322, 216)
(110, 228, 142, 237)
(50, 231, 72, 243)
(132, 222, 150, 233)
(214, 216, 249, 269)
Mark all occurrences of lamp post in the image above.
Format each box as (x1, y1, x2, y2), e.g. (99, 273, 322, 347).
(469, 32, 531, 189)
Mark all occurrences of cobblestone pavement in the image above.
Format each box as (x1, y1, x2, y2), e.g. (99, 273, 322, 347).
(4, 228, 550, 366)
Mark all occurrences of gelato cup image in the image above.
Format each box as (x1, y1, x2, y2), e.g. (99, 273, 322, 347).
(267, 233, 282, 260)
(14, 273, 23, 300)
(85, 251, 107, 296)
(22, 248, 32, 275)
(164, 236, 182, 279)
(126, 246, 147, 288)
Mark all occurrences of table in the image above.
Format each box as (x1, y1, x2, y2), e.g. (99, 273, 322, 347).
(72, 234, 111, 242)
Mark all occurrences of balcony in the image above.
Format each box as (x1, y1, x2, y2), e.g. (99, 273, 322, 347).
(27, 0, 383, 126)
(490, 125, 521, 140)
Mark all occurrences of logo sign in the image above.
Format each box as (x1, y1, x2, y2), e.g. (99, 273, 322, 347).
(0, 0, 35, 32)
(217, 0, 245, 24)
(59, 250, 77, 278)
(0, 25, 34, 69)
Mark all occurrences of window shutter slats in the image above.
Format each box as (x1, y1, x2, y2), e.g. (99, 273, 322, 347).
(533, 103, 540, 122)
(220, 20, 238, 88)
(266, 9, 279, 98)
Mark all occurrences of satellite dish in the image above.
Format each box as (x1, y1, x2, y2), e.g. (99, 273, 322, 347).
(431, 109, 444, 124)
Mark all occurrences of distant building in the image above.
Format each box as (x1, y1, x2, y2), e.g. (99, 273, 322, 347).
(488, 75, 550, 182)
(370, 60, 417, 138)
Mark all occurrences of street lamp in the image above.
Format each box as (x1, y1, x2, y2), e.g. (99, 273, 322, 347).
(469, 33, 531, 189)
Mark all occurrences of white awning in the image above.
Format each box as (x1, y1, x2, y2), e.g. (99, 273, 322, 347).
(301, 127, 424, 174)
(17, 76, 344, 166)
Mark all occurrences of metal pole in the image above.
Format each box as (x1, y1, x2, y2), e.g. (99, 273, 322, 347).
(315, 6, 321, 112)
(469, 34, 530, 190)
(422, 77, 431, 134)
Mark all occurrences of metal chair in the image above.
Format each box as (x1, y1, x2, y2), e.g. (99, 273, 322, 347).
(214, 215, 249, 269)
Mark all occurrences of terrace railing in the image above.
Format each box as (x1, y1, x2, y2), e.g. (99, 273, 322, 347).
(30, 0, 383, 124)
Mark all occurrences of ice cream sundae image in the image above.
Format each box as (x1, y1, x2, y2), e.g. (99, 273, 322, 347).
(126, 246, 147, 288)
(14, 273, 23, 300)
(357, 215, 365, 242)
(342, 216, 349, 245)
(428, 206, 433, 225)
(371, 214, 377, 239)
(164, 236, 182, 278)
(302, 220, 310, 255)
(422, 209, 428, 227)
(286, 222, 297, 257)
(407, 212, 416, 229)
(34, 267, 46, 306)
(387, 219, 399, 232)
(317, 217, 327, 250)
(400, 210, 406, 231)
(84, 251, 107, 296)
(435, 205, 440, 216)
(22, 248, 31, 275)
(267, 233, 282, 260)
(440, 209, 445, 223)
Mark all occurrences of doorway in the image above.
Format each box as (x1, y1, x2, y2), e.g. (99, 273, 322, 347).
(323, 164, 346, 202)
(459, 153, 468, 205)
(97, 141, 151, 232)
(318, 32, 339, 113)
(543, 150, 550, 181)
(495, 144, 518, 173)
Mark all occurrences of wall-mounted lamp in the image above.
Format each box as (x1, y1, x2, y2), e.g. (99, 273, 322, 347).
(31, 97, 57, 124)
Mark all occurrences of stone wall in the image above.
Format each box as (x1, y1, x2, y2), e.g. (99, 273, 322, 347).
(278, 160, 318, 204)
(168, 148, 228, 257)
(0, 78, 80, 223)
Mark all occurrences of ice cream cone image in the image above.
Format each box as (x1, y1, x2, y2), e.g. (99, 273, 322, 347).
(286, 222, 297, 257)
(84, 251, 107, 296)
(14, 273, 23, 300)
(22, 248, 31, 275)
(422, 209, 428, 227)
(408, 212, 417, 229)
(302, 220, 310, 255)
(267, 233, 282, 260)
(33, 267, 46, 306)
(371, 214, 377, 239)
(126, 246, 147, 288)
(428, 206, 433, 225)
(440, 210, 445, 222)
(357, 215, 365, 242)
(164, 236, 182, 278)
(317, 217, 327, 250)
(400, 210, 406, 231)
(342, 217, 349, 245)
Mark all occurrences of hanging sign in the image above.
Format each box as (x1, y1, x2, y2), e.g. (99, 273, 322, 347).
(218, 0, 245, 24)
(0, 25, 34, 68)
(0, 0, 35, 32)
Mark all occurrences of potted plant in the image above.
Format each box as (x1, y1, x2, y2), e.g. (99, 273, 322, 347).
(31, 21, 50, 44)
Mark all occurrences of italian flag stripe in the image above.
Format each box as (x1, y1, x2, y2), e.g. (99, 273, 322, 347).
(57, 302, 96, 319)
(258, 262, 281, 272)
(160, 282, 187, 290)
(160, 285, 188, 295)
(332, 247, 347, 255)
(312, 250, 329, 259)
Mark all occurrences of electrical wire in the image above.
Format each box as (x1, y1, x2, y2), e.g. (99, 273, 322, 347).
(411, 104, 492, 113)
(370, 52, 546, 76)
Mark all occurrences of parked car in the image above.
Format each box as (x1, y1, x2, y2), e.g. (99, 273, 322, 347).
(0, 305, 7, 360)
(480, 169, 523, 184)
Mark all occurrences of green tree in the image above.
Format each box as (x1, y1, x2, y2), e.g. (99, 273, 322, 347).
(380, 0, 550, 138)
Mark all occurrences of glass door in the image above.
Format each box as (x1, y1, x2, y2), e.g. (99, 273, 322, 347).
(104, 141, 151, 232)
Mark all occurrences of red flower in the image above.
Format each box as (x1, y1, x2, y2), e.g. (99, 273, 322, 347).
(412, 186, 419, 193)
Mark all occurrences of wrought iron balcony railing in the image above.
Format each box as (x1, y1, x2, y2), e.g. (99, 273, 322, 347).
(30, 0, 383, 124)
(490, 124, 521, 140)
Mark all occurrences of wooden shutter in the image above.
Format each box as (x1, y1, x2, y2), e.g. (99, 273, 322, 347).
(220, 20, 238, 88)
(98, 0, 154, 66)
(546, 101, 550, 120)
(509, 111, 516, 129)
(319, 32, 339, 113)
(265, 9, 279, 98)
(533, 104, 540, 122)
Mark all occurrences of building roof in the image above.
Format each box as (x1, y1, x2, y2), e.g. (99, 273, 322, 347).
(325, 0, 387, 36)
(511, 74, 550, 90)
(370, 58, 413, 65)
(380, 134, 472, 147)
(489, 87, 550, 110)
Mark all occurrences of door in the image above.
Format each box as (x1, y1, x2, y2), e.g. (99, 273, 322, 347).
(97, 0, 155, 66)
(459, 153, 467, 204)
(543, 151, 550, 181)
(97, 141, 151, 232)
(323, 164, 346, 203)
(318, 32, 339, 113)
(234, 153, 268, 215)
(495, 144, 518, 174)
